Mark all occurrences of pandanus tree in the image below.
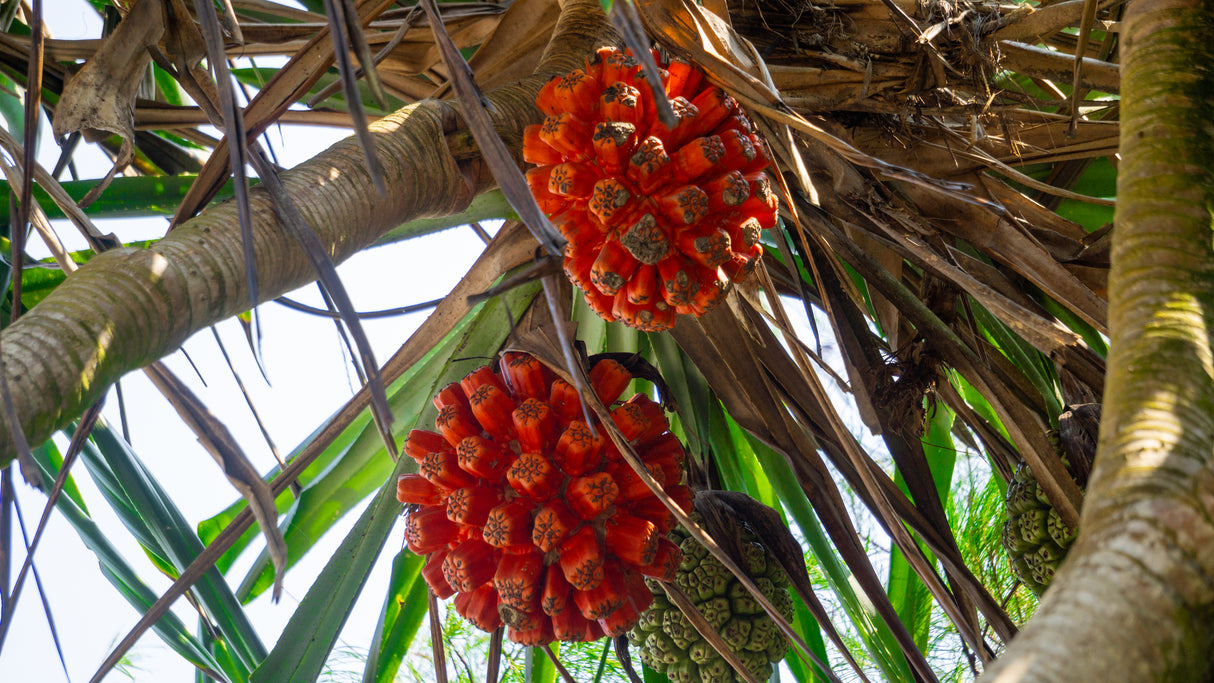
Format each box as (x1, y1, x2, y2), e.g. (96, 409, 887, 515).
(0, 0, 1210, 679)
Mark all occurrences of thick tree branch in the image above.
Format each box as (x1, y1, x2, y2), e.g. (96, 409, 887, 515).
(981, 0, 1214, 680)
(0, 0, 615, 467)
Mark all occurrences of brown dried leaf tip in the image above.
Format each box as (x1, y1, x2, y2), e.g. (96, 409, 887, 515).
(397, 352, 694, 645)
(524, 47, 778, 330)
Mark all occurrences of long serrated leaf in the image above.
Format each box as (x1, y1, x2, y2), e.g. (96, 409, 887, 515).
(29, 441, 86, 511)
(24, 437, 232, 680)
(884, 551, 926, 650)
(417, 0, 564, 256)
(0, 177, 237, 221)
(362, 550, 427, 683)
(86, 421, 267, 675)
(191, 0, 260, 307)
(248, 445, 412, 683)
(723, 418, 777, 508)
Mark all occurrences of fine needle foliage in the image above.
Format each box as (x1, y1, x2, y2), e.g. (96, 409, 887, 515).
(0, 0, 1126, 680)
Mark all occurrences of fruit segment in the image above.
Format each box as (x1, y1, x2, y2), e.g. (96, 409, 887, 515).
(559, 525, 606, 590)
(524, 46, 778, 330)
(396, 353, 689, 645)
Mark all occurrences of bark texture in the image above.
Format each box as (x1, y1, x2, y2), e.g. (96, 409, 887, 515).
(0, 0, 613, 467)
(981, 0, 1214, 680)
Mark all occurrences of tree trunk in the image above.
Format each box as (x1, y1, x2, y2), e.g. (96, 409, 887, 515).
(0, 1, 613, 468)
(980, 0, 1214, 679)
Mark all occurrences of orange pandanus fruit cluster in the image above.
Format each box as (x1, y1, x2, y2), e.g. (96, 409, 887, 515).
(523, 47, 779, 331)
(396, 352, 693, 645)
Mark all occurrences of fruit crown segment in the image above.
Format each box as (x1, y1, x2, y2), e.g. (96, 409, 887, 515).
(524, 47, 779, 331)
(397, 352, 693, 646)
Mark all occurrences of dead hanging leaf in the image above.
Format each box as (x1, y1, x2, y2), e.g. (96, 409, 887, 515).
(1059, 402, 1101, 487)
(143, 361, 287, 601)
(163, 0, 209, 69)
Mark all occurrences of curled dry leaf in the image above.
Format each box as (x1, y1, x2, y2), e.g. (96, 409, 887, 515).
(54, 0, 162, 145)
(53, 0, 173, 205)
